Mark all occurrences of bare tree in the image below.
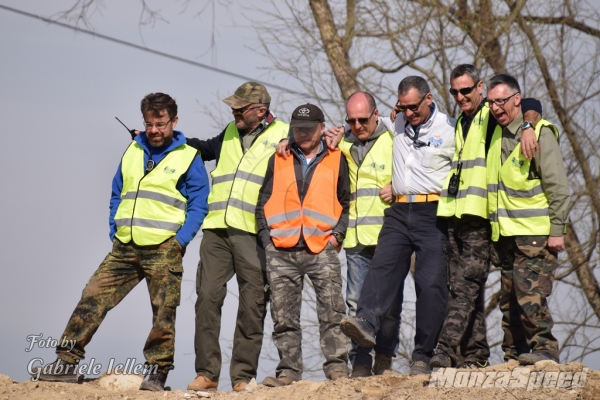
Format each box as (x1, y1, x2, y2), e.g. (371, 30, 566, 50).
(251, 0, 600, 366)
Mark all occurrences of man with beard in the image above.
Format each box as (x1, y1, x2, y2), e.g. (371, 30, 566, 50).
(32, 93, 209, 392)
(186, 82, 289, 392)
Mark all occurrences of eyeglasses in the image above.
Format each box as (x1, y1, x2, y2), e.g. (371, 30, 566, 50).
(397, 94, 427, 113)
(345, 108, 376, 125)
(232, 105, 262, 115)
(449, 81, 480, 96)
(487, 92, 520, 107)
(144, 119, 173, 130)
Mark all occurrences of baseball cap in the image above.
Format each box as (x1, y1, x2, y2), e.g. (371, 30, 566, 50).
(290, 103, 325, 128)
(223, 82, 271, 109)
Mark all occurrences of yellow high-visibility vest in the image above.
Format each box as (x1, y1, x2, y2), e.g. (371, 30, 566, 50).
(338, 131, 393, 248)
(115, 141, 198, 245)
(203, 120, 290, 233)
(487, 119, 559, 241)
(438, 104, 490, 219)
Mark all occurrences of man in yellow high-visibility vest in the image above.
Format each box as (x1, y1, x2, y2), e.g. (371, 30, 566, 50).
(486, 73, 569, 365)
(185, 82, 289, 392)
(32, 93, 209, 391)
(431, 65, 541, 370)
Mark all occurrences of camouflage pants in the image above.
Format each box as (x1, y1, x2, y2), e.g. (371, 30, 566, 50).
(266, 243, 349, 381)
(490, 235, 559, 361)
(436, 215, 490, 366)
(56, 237, 183, 373)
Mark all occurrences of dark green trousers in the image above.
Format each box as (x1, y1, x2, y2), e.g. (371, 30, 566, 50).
(194, 228, 268, 386)
(57, 237, 183, 373)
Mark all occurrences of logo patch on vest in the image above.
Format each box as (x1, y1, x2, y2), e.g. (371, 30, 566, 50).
(370, 162, 386, 171)
(429, 135, 443, 148)
(163, 166, 176, 174)
(262, 140, 277, 149)
(511, 156, 525, 168)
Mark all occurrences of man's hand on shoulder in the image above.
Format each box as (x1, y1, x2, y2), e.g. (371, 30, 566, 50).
(276, 139, 291, 159)
(323, 126, 344, 150)
(520, 126, 539, 160)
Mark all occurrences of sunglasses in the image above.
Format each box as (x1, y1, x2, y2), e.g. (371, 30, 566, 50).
(487, 92, 520, 107)
(232, 105, 262, 115)
(396, 94, 427, 113)
(345, 108, 376, 125)
(449, 81, 480, 96)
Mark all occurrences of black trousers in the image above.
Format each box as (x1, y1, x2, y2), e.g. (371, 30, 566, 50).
(356, 202, 448, 363)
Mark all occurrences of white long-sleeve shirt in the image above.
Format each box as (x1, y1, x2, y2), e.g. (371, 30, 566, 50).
(381, 103, 456, 195)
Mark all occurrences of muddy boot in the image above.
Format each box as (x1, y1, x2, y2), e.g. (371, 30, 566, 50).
(32, 359, 81, 383)
(140, 370, 168, 392)
(372, 353, 393, 375)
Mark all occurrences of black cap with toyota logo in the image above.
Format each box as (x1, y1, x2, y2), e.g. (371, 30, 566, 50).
(289, 103, 325, 128)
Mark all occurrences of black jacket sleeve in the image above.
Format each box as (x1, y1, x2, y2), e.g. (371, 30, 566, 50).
(256, 154, 276, 249)
(333, 155, 350, 235)
(186, 127, 227, 163)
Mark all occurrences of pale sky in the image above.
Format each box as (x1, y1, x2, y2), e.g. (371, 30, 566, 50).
(1, 0, 598, 392)
(0, 0, 295, 390)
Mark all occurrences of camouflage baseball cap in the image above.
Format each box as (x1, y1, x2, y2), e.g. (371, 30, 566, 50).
(223, 82, 271, 109)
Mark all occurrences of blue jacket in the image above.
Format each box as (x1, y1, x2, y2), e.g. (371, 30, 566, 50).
(109, 131, 209, 247)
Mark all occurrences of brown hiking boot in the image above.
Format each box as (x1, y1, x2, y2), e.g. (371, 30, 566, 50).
(518, 352, 558, 365)
(262, 375, 294, 387)
(329, 371, 348, 381)
(232, 381, 248, 392)
(373, 353, 393, 375)
(351, 364, 372, 378)
(187, 374, 218, 391)
(409, 360, 430, 375)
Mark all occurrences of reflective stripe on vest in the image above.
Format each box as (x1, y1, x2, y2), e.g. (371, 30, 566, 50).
(202, 120, 290, 233)
(115, 141, 198, 245)
(438, 103, 490, 219)
(338, 132, 393, 248)
(264, 149, 342, 253)
(487, 119, 559, 241)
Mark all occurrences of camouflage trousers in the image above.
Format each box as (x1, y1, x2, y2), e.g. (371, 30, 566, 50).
(490, 235, 559, 361)
(56, 237, 183, 373)
(435, 215, 491, 366)
(265, 242, 349, 381)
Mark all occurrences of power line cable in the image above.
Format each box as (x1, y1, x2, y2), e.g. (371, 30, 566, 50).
(0, 3, 328, 101)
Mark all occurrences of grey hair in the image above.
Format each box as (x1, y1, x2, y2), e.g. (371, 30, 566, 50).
(487, 73, 521, 94)
(450, 64, 480, 84)
(398, 76, 430, 97)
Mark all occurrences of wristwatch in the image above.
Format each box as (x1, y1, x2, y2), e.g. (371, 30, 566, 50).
(520, 121, 534, 131)
(332, 232, 344, 245)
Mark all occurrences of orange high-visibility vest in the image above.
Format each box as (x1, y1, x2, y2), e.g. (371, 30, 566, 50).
(264, 149, 342, 253)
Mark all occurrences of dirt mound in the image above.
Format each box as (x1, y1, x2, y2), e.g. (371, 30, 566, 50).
(3, 362, 600, 399)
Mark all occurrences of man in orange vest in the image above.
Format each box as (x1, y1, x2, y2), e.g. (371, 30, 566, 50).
(256, 103, 351, 386)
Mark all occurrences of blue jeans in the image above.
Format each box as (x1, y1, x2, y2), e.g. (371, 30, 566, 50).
(346, 246, 402, 367)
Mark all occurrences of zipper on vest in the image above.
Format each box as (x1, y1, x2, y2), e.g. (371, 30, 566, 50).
(129, 147, 171, 244)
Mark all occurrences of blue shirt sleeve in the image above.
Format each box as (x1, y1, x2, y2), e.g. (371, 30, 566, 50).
(175, 155, 210, 247)
(109, 162, 124, 241)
